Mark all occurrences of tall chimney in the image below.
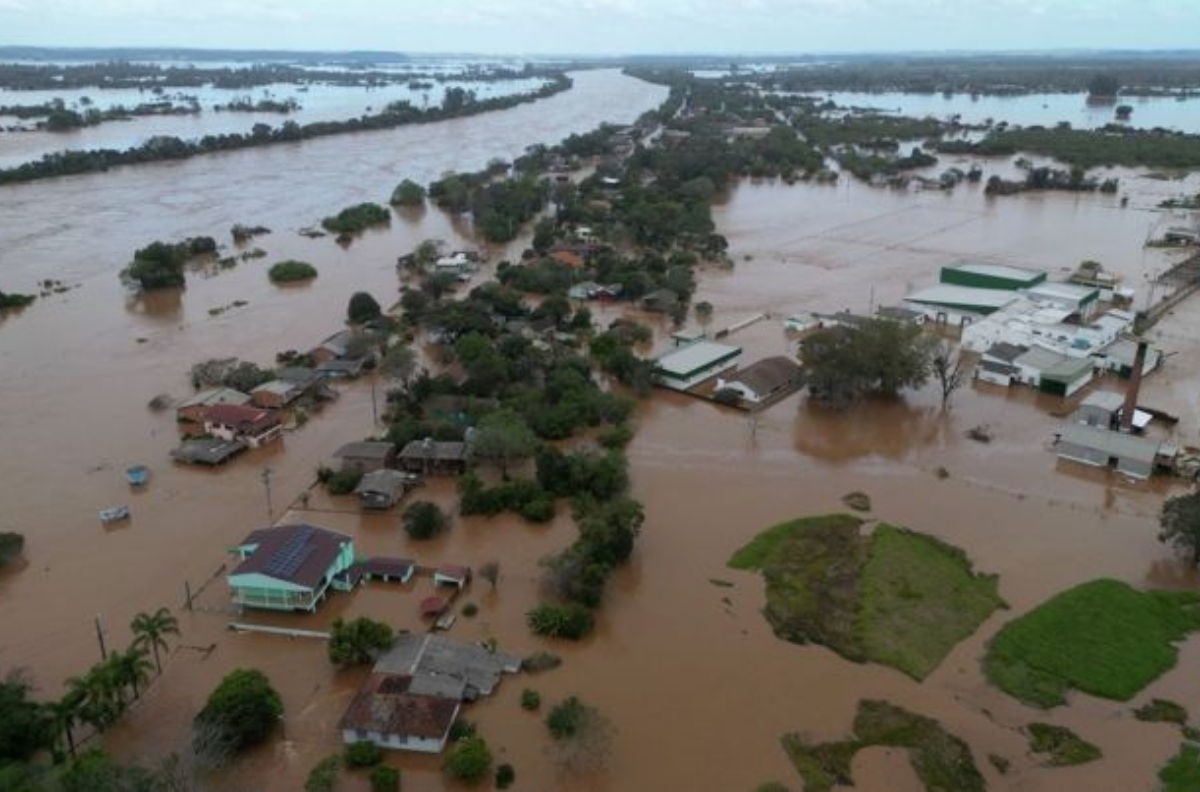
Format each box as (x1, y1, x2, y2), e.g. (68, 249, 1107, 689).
(1120, 340, 1149, 432)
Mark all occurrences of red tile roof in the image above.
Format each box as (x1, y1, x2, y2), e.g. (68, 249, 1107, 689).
(201, 403, 280, 434)
(338, 673, 460, 740)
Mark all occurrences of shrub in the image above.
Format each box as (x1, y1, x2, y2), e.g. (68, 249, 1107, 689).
(369, 765, 400, 792)
(326, 469, 363, 496)
(402, 501, 449, 539)
(0, 532, 24, 566)
(442, 736, 492, 785)
(347, 291, 382, 325)
(527, 603, 595, 640)
(495, 763, 515, 789)
(521, 651, 562, 673)
(448, 720, 476, 742)
(546, 696, 588, 739)
(328, 617, 394, 667)
(520, 689, 541, 711)
(322, 202, 391, 234)
(390, 179, 427, 207)
(345, 740, 383, 768)
(305, 755, 342, 792)
(461, 602, 478, 617)
(268, 260, 318, 283)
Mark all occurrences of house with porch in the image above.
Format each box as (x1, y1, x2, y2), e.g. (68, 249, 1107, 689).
(227, 524, 356, 612)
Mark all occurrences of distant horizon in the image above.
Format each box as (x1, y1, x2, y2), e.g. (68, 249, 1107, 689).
(3, 43, 1200, 63)
(2, 0, 1198, 57)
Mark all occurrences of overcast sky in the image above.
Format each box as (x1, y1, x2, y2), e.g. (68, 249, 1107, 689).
(1, 0, 1197, 55)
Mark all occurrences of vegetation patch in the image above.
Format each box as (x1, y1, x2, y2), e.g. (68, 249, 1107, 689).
(268, 259, 318, 283)
(781, 699, 984, 792)
(730, 514, 1003, 680)
(321, 202, 391, 234)
(983, 579, 1200, 708)
(1026, 723, 1102, 766)
(1135, 698, 1190, 726)
(841, 491, 871, 512)
(1160, 743, 1200, 792)
(0, 291, 36, 310)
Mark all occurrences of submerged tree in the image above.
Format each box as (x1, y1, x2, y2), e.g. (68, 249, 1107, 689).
(130, 607, 180, 675)
(800, 319, 934, 408)
(1159, 492, 1200, 565)
(931, 340, 968, 410)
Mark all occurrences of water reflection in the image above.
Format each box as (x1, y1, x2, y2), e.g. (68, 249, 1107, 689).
(793, 397, 950, 463)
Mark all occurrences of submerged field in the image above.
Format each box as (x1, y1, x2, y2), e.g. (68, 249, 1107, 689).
(984, 578, 1200, 708)
(729, 513, 1005, 680)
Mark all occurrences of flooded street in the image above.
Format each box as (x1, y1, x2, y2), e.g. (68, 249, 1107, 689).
(3, 67, 1200, 791)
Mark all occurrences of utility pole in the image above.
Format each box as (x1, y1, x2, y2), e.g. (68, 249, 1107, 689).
(94, 614, 107, 661)
(261, 466, 274, 524)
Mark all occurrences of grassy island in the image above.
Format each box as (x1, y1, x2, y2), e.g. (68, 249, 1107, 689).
(730, 514, 1004, 680)
(983, 579, 1200, 708)
(267, 259, 318, 283)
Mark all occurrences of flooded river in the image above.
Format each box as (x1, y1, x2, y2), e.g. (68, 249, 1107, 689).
(2, 68, 1200, 791)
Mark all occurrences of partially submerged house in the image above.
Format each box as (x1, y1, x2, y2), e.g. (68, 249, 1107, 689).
(975, 342, 1028, 388)
(250, 379, 304, 409)
(714, 356, 803, 405)
(170, 437, 247, 466)
(199, 404, 282, 448)
(398, 438, 470, 475)
(433, 565, 471, 589)
(1055, 424, 1169, 480)
(641, 288, 680, 313)
(227, 524, 356, 612)
(339, 673, 461, 754)
(176, 387, 252, 423)
(333, 441, 398, 473)
(354, 469, 414, 510)
(653, 340, 742, 392)
(1014, 346, 1094, 397)
(375, 633, 520, 701)
(1074, 390, 1152, 432)
(335, 557, 415, 588)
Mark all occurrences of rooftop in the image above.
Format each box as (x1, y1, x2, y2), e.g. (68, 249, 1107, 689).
(170, 437, 246, 465)
(904, 285, 1019, 311)
(338, 673, 461, 740)
(399, 439, 468, 461)
(984, 342, 1029, 363)
(177, 387, 251, 410)
(374, 633, 520, 698)
(334, 441, 396, 461)
(201, 403, 280, 432)
(724, 356, 802, 396)
(231, 524, 351, 589)
(945, 262, 1047, 282)
(251, 380, 299, 397)
(1059, 424, 1162, 464)
(1080, 390, 1125, 412)
(654, 340, 742, 377)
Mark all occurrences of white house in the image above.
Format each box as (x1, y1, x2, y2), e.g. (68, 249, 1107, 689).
(339, 674, 461, 754)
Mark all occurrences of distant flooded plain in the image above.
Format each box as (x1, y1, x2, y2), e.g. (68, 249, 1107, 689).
(2, 69, 1200, 790)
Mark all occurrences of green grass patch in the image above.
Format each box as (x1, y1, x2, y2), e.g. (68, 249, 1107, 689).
(781, 699, 984, 792)
(1135, 698, 1190, 726)
(983, 579, 1200, 708)
(1160, 743, 1200, 792)
(731, 514, 1003, 680)
(1026, 723, 1102, 766)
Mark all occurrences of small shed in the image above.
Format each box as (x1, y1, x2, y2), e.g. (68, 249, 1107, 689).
(1039, 356, 1095, 398)
(1074, 391, 1124, 429)
(354, 469, 412, 510)
(170, 437, 247, 466)
(433, 565, 471, 589)
(333, 441, 398, 473)
(641, 288, 680, 313)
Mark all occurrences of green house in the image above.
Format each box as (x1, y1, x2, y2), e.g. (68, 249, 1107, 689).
(227, 524, 356, 612)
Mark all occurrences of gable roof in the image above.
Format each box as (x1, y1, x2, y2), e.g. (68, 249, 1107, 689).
(333, 441, 396, 461)
(338, 673, 461, 740)
(725, 356, 801, 396)
(231, 524, 350, 589)
(201, 403, 280, 433)
(984, 342, 1029, 363)
(177, 387, 252, 410)
(374, 633, 520, 698)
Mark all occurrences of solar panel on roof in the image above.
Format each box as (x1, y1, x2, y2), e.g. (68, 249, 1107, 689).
(263, 526, 316, 578)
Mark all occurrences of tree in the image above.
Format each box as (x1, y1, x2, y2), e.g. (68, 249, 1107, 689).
(479, 561, 500, 589)
(1159, 492, 1200, 565)
(0, 670, 53, 764)
(380, 344, 417, 391)
(694, 300, 714, 329)
(192, 668, 283, 763)
(328, 617, 394, 667)
(58, 748, 161, 792)
(370, 765, 401, 792)
(402, 501, 449, 540)
(1087, 73, 1120, 99)
(65, 666, 121, 734)
(50, 687, 86, 760)
(390, 178, 426, 207)
(800, 319, 934, 408)
(347, 291, 382, 325)
(526, 603, 595, 639)
(109, 646, 152, 702)
(931, 340, 967, 409)
(472, 410, 538, 479)
(0, 531, 23, 566)
(544, 696, 613, 774)
(442, 736, 492, 785)
(130, 607, 180, 674)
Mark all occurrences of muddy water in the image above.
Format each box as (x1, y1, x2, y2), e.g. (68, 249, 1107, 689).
(3, 68, 1200, 791)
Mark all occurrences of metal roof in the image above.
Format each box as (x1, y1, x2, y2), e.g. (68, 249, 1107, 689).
(904, 285, 1019, 310)
(654, 341, 742, 377)
(1080, 391, 1125, 412)
(1059, 424, 1161, 464)
(947, 262, 1047, 282)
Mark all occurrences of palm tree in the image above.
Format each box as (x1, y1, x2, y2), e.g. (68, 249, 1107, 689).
(50, 688, 85, 760)
(110, 646, 153, 701)
(66, 667, 119, 733)
(130, 607, 180, 675)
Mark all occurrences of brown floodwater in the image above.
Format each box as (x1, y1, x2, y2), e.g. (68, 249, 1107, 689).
(3, 70, 1200, 791)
